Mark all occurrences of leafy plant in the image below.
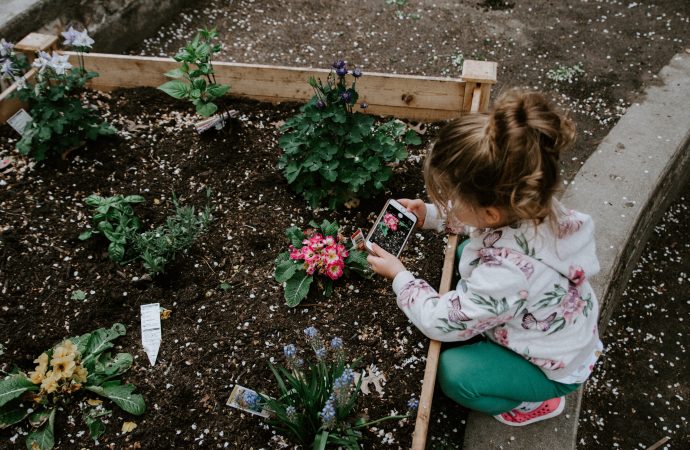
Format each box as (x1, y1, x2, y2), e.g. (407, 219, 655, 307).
(274, 219, 369, 306)
(79, 194, 145, 262)
(263, 327, 414, 449)
(278, 60, 421, 209)
(158, 27, 230, 118)
(546, 63, 584, 84)
(0, 323, 145, 449)
(13, 27, 116, 161)
(133, 194, 213, 275)
(80, 192, 212, 276)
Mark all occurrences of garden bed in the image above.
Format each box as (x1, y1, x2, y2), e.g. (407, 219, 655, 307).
(0, 87, 470, 448)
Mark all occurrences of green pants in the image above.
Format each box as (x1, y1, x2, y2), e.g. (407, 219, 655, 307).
(440, 239, 580, 415)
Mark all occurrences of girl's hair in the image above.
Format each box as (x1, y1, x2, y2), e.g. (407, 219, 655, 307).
(424, 89, 575, 225)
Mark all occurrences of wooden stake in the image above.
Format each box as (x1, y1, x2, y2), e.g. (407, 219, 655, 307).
(645, 436, 670, 450)
(411, 81, 493, 449)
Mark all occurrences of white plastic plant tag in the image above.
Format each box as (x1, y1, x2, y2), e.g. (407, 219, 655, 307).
(7, 109, 33, 135)
(226, 385, 271, 418)
(140, 303, 161, 366)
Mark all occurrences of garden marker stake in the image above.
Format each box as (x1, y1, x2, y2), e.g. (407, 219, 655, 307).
(194, 109, 238, 134)
(140, 303, 162, 366)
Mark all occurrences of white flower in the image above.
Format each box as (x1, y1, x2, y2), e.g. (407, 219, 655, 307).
(0, 38, 13, 58)
(61, 26, 80, 46)
(32, 51, 52, 72)
(49, 53, 72, 75)
(72, 30, 94, 48)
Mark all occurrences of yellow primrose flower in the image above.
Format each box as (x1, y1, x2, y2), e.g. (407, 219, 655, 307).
(28, 370, 44, 385)
(53, 340, 79, 359)
(40, 371, 60, 393)
(34, 353, 49, 371)
(51, 355, 76, 379)
(73, 365, 88, 383)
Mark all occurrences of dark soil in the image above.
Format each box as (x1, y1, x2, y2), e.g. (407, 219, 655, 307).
(0, 88, 467, 448)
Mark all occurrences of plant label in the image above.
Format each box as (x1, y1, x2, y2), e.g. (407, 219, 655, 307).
(140, 303, 161, 366)
(351, 228, 366, 251)
(7, 109, 33, 135)
(354, 365, 387, 397)
(226, 385, 271, 418)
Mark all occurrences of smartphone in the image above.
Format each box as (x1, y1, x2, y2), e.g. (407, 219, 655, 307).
(365, 199, 418, 257)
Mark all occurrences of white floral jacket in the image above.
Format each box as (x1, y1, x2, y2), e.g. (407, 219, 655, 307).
(392, 203, 603, 382)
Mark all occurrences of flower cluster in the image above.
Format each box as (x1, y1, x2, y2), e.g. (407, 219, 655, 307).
(61, 26, 95, 49)
(32, 51, 72, 75)
(28, 339, 88, 396)
(289, 233, 349, 280)
(0, 38, 27, 81)
(382, 212, 399, 231)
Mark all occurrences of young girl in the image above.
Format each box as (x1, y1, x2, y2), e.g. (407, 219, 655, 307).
(367, 89, 602, 426)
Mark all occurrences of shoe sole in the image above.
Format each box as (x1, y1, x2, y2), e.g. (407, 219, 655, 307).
(493, 399, 566, 427)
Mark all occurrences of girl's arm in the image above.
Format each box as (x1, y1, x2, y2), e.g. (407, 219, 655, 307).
(391, 262, 528, 342)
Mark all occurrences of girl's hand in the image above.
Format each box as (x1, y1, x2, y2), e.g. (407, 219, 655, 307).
(398, 198, 426, 229)
(367, 243, 407, 280)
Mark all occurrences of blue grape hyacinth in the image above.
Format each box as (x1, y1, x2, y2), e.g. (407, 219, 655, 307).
(341, 91, 352, 103)
(352, 67, 363, 78)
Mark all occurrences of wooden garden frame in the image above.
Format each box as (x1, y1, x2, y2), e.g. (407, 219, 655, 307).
(0, 33, 496, 448)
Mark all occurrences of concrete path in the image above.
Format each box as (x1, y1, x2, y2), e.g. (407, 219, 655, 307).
(463, 50, 690, 450)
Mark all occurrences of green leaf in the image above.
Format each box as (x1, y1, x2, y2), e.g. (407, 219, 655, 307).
(158, 80, 189, 100)
(0, 374, 38, 408)
(83, 407, 111, 442)
(0, 402, 31, 429)
(123, 195, 145, 204)
(85, 382, 145, 416)
(79, 230, 93, 241)
(320, 220, 339, 238)
(314, 430, 329, 450)
(275, 260, 298, 283)
(82, 324, 126, 364)
(108, 242, 125, 262)
(284, 273, 313, 307)
(164, 68, 185, 79)
(404, 129, 422, 145)
(196, 102, 218, 117)
(285, 227, 305, 248)
(70, 290, 87, 301)
(206, 84, 230, 98)
(28, 409, 52, 428)
(25, 409, 55, 450)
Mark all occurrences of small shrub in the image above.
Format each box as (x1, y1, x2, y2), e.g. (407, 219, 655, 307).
(546, 63, 584, 84)
(274, 219, 369, 306)
(80, 193, 212, 276)
(158, 27, 230, 118)
(0, 324, 145, 449)
(278, 60, 421, 209)
(262, 327, 413, 448)
(13, 27, 116, 161)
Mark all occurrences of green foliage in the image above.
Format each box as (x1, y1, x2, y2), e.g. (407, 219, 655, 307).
(13, 51, 115, 161)
(278, 63, 420, 209)
(263, 327, 411, 448)
(0, 324, 144, 449)
(546, 63, 584, 84)
(70, 290, 87, 301)
(133, 195, 213, 275)
(80, 193, 212, 276)
(158, 27, 230, 117)
(274, 219, 369, 307)
(79, 194, 144, 262)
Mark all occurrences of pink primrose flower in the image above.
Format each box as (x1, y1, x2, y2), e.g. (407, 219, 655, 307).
(336, 244, 348, 258)
(289, 245, 304, 261)
(302, 247, 318, 262)
(326, 261, 344, 280)
(324, 246, 340, 264)
(324, 236, 336, 247)
(305, 261, 317, 275)
(383, 213, 399, 231)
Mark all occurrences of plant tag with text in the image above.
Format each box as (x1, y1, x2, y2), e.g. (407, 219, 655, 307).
(226, 385, 271, 418)
(140, 303, 161, 366)
(7, 108, 33, 135)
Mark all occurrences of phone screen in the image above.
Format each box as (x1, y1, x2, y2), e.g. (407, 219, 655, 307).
(368, 202, 416, 257)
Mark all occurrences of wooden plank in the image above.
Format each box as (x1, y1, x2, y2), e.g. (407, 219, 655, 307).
(0, 68, 36, 123)
(479, 83, 492, 113)
(65, 52, 469, 121)
(15, 33, 58, 63)
(412, 83, 487, 450)
(462, 81, 477, 113)
(461, 60, 498, 84)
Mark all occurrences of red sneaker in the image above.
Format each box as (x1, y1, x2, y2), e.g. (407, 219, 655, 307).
(493, 397, 565, 427)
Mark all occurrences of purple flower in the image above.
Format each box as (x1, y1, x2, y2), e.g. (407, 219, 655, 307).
(341, 91, 352, 103)
(62, 26, 94, 49)
(360, 102, 368, 109)
(31, 51, 52, 73)
(304, 326, 318, 338)
(330, 337, 343, 349)
(1, 59, 14, 79)
(285, 405, 297, 420)
(407, 398, 419, 411)
(240, 389, 261, 411)
(332, 59, 346, 69)
(335, 66, 348, 77)
(315, 346, 327, 359)
(319, 397, 337, 429)
(283, 344, 297, 359)
(315, 99, 326, 109)
(352, 67, 363, 78)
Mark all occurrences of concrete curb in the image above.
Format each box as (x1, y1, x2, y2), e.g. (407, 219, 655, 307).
(463, 51, 690, 449)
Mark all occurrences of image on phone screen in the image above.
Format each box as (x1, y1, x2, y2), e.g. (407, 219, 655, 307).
(368, 202, 416, 257)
